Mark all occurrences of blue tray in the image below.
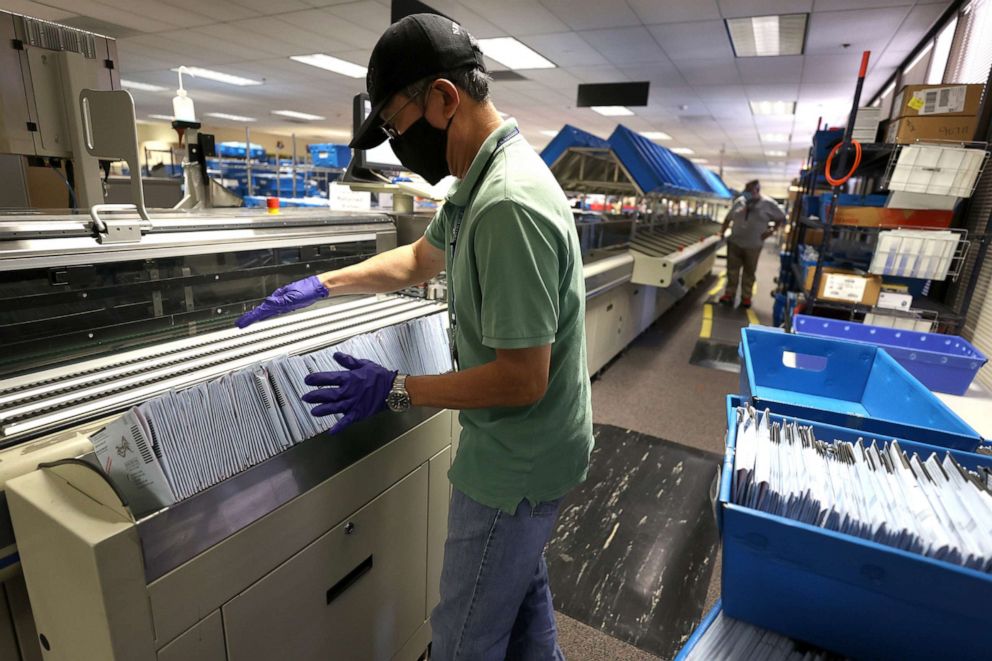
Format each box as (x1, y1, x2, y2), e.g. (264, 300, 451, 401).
(739, 326, 981, 450)
(793, 315, 987, 396)
(672, 601, 722, 661)
(308, 143, 351, 168)
(720, 395, 992, 661)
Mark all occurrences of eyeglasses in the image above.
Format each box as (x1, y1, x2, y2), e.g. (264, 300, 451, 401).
(379, 86, 430, 140)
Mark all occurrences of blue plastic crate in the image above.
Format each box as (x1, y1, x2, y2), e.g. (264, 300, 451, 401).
(216, 141, 266, 159)
(673, 601, 722, 660)
(739, 326, 981, 450)
(308, 143, 351, 168)
(793, 315, 988, 396)
(720, 395, 992, 661)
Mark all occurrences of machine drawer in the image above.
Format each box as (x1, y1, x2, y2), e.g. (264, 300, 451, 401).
(223, 464, 430, 661)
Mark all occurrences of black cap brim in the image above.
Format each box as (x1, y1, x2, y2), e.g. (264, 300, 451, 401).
(349, 94, 391, 150)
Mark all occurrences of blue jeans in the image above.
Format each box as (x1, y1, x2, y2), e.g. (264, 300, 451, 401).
(431, 488, 565, 661)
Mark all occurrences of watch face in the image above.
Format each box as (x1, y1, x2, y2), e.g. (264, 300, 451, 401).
(388, 390, 409, 411)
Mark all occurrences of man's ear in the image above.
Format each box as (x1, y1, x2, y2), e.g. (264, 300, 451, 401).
(430, 78, 461, 121)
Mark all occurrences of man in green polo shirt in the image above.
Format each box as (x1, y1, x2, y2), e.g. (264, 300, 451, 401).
(236, 13, 592, 660)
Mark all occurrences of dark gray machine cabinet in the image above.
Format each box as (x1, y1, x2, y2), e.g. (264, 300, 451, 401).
(223, 464, 430, 661)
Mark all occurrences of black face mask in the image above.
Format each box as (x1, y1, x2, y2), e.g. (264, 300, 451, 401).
(389, 115, 452, 185)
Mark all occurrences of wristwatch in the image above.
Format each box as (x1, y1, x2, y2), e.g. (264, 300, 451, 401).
(386, 374, 411, 413)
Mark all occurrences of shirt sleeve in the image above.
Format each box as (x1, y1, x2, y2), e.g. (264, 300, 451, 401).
(424, 206, 447, 250)
(474, 200, 561, 350)
(766, 199, 787, 223)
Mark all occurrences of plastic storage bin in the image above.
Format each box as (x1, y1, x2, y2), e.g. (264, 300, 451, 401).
(794, 315, 987, 395)
(217, 142, 266, 159)
(673, 602, 722, 660)
(720, 395, 992, 661)
(739, 326, 981, 450)
(308, 143, 351, 168)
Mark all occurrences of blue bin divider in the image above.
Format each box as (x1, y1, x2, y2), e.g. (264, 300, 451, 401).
(793, 315, 988, 396)
(672, 600, 722, 661)
(739, 326, 981, 450)
(720, 395, 992, 661)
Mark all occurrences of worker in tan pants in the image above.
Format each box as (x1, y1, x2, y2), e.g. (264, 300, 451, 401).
(719, 180, 785, 309)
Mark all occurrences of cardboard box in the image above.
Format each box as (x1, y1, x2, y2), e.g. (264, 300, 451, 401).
(884, 115, 979, 144)
(805, 267, 881, 306)
(832, 205, 953, 228)
(891, 84, 984, 119)
(877, 291, 913, 311)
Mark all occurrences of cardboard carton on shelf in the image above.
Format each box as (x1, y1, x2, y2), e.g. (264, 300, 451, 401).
(832, 205, 954, 229)
(891, 84, 985, 119)
(805, 267, 882, 306)
(884, 115, 979, 144)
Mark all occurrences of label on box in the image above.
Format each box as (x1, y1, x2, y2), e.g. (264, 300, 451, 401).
(877, 291, 913, 310)
(823, 273, 867, 302)
(913, 86, 967, 115)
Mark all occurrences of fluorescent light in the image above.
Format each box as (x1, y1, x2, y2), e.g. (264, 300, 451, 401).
(726, 13, 808, 57)
(691, 158, 709, 163)
(272, 110, 326, 121)
(762, 133, 790, 143)
(148, 114, 174, 121)
(750, 100, 796, 116)
(672, 147, 694, 155)
(641, 131, 672, 141)
(540, 130, 559, 137)
(765, 149, 787, 157)
(477, 37, 555, 70)
(289, 54, 367, 78)
(206, 112, 256, 122)
(590, 105, 634, 116)
(171, 66, 261, 86)
(121, 79, 166, 92)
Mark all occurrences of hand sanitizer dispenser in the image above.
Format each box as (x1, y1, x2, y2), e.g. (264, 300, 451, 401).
(172, 66, 196, 122)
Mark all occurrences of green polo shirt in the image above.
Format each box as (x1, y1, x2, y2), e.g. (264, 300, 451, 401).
(424, 119, 593, 514)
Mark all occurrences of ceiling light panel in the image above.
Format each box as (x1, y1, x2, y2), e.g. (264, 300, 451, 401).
(641, 131, 672, 140)
(691, 158, 709, 163)
(726, 14, 808, 57)
(289, 54, 367, 78)
(206, 112, 256, 122)
(762, 133, 790, 143)
(750, 101, 796, 116)
(590, 106, 634, 116)
(672, 147, 694, 155)
(765, 150, 787, 156)
(121, 80, 165, 92)
(272, 110, 326, 121)
(540, 130, 559, 136)
(171, 67, 261, 86)
(148, 114, 174, 120)
(477, 37, 556, 70)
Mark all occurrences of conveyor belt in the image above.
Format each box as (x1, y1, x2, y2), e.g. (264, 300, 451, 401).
(0, 294, 445, 447)
(629, 222, 722, 258)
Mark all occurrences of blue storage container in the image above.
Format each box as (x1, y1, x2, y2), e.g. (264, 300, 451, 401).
(673, 601, 722, 660)
(308, 143, 351, 168)
(217, 141, 266, 159)
(739, 326, 981, 450)
(720, 395, 992, 661)
(793, 315, 988, 396)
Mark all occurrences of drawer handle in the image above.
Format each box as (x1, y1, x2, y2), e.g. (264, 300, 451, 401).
(326, 555, 374, 605)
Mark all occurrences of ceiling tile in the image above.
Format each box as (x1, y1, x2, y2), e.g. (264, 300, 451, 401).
(627, 0, 721, 23)
(521, 32, 609, 67)
(717, 0, 813, 18)
(805, 7, 911, 55)
(674, 60, 742, 86)
(737, 55, 803, 84)
(649, 20, 735, 61)
(802, 52, 871, 83)
(229, 0, 311, 13)
(884, 1, 947, 53)
(278, 9, 383, 50)
(565, 64, 630, 83)
(615, 63, 686, 86)
(160, 0, 260, 21)
(324, 0, 391, 32)
(411, 0, 506, 37)
(3, 0, 76, 20)
(579, 26, 669, 65)
(461, 1, 570, 36)
(538, 0, 642, 31)
(44, 0, 178, 32)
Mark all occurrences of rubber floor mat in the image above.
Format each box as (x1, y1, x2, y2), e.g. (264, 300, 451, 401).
(546, 424, 721, 660)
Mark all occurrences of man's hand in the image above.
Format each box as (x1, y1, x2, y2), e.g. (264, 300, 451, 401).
(236, 275, 328, 328)
(301, 352, 398, 434)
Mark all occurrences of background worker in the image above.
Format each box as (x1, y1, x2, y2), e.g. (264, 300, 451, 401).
(237, 13, 593, 660)
(719, 179, 786, 309)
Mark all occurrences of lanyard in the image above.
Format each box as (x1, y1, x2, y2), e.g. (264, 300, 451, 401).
(446, 127, 520, 367)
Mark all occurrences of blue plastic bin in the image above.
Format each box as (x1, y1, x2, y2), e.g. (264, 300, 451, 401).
(308, 143, 351, 168)
(673, 601, 722, 660)
(793, 315, 988, 396)
(720, 395, 992, 661)
(739, 326, 981, 450)
(216, 141, 266, 159)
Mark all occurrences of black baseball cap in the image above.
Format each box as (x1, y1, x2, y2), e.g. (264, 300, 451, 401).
(349, 13, 486, 149)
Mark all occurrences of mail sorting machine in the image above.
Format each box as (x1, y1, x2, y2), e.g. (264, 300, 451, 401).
(0, 208, 456, 661)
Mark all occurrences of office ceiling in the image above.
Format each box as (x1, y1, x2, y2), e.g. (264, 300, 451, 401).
(4, 0, 952, 195)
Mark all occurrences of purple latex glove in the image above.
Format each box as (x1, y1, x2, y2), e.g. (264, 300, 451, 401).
(236, 275, 327, 329)
(301, 352, 398, 434)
